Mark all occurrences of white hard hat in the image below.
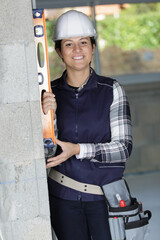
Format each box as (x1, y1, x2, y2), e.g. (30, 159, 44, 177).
(53, 10, 97, 42)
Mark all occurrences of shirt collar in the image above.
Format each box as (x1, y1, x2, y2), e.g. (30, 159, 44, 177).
(75, 68, 93, 92)
(57, 68, 98, 91)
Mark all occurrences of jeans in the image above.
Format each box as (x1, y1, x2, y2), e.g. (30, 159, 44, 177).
(49, 195, 111, 240)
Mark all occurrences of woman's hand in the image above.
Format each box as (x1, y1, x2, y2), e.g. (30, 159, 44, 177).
(46, 138, 80, 168)
(42, 91, 57, 118)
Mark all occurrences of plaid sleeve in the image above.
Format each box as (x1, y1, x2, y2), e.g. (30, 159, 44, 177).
(76, 81, 132, 163)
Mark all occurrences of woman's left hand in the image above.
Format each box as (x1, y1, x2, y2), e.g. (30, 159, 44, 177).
(46, 138, 80, 168)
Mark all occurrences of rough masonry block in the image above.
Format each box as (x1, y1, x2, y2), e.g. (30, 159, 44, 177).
(29, 101, 45, 160)
(0, 102, 35, 163)
(0, 0, 34, 43)
(35, 158, 50, 217)
(0, 222, 13, 240)
(12, 217, 52, 240)
(0, 161, 39, 222)
(0, 42, 39, 104)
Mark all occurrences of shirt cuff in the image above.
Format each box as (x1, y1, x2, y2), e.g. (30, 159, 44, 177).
(76, 144, 86, 159)
(76, 143, 95, 159)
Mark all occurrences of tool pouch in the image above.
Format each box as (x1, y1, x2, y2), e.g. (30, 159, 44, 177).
(102, 179, 152, 240)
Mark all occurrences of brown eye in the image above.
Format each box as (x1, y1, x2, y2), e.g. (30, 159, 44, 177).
(66, 43, 72, 47)
(81, 41, 87, 45)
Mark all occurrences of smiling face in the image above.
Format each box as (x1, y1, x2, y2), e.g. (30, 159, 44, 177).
(56, 37, 95, 72)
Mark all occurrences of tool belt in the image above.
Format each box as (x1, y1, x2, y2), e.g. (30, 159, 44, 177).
(49, 168, 103, 195)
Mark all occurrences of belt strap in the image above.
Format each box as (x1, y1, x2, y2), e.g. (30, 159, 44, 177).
(49, 168, 104, 195)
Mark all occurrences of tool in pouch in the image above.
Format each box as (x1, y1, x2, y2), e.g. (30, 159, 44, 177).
(102, 179, 152, 240)
(33, 9, 56, 160)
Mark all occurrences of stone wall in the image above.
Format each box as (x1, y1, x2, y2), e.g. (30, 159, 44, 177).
(0, 0, 52, 239)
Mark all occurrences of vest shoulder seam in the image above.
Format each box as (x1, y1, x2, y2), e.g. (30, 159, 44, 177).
(97, 82, 113, 88)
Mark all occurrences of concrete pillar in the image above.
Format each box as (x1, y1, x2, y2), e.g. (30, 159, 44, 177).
(0, 0, 52, 239)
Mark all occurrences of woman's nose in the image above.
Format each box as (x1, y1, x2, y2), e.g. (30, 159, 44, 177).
(73, 43, 81, 52)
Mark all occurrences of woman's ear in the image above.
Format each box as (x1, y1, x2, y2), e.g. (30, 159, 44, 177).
(56, 48, 61, 57)
(56, 48, 64, 62)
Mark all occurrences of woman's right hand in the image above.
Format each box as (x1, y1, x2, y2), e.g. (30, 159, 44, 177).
(41, 91, 57, 119)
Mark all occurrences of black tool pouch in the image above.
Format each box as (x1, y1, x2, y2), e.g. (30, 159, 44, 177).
(102, 179, 152, 240)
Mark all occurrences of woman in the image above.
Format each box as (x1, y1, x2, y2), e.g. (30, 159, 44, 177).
(42, 10, 132, 240)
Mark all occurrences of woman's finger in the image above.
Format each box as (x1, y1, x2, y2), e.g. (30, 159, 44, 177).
(43, 91, 55, 98)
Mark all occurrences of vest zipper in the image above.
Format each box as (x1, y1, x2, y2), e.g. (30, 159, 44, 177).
(75, 93, 79, 142)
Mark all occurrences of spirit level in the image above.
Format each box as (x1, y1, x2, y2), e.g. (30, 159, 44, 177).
(33, 9, 56, 159)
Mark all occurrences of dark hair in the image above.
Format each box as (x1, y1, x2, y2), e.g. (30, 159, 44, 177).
(90, 37, 96, 48)
(55, 37, 96, 52)
(55, 40, 62, 52)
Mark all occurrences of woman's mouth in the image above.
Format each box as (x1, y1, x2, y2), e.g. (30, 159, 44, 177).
(72, 56, 84, 60)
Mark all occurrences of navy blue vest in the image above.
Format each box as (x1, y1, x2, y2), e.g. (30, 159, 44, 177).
(48, 70, 125, 201)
